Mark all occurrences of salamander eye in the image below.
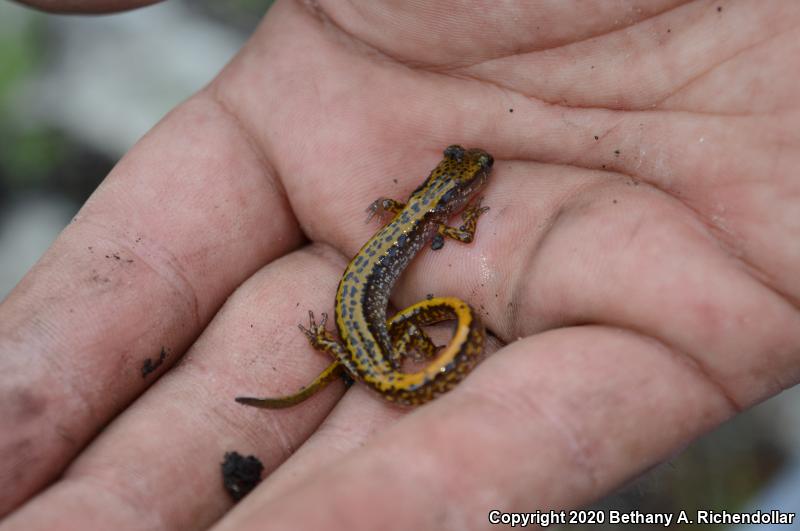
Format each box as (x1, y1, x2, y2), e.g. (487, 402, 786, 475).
(479, 154, 494, 168)
(443, 145, 465, 162)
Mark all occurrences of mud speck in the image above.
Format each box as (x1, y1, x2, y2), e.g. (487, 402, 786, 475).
(141, 347, 168, 378)
(221, 451, 264, 502)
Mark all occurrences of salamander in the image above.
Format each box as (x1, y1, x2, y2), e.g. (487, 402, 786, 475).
(236, 145, 493, 407)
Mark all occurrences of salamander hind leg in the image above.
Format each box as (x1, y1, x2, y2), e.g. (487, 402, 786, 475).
(388, 319, 440, 366)
(365, 197, 405, 224)
(297, 310, 345, 355)
(383, 297, 486, 406)
(431, 198, 490, 250)
(235, 311, 349, 409)
(386, 299, 469, 366)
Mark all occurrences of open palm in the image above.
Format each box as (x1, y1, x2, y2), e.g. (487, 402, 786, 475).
(2, 1, 799, 530)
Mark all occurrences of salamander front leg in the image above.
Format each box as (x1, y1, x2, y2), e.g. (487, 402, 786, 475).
(235, 311, 349, 409)
(431, 198, 490, 250)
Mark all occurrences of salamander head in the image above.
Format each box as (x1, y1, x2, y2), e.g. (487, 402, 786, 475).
(422, 145, 493, 214)
(443, 145, 493, 171)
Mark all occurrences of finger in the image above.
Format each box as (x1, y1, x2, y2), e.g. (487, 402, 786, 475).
(452, 1, 799, 111)
(247, 1, 800, 304)
(236, 332, 505, 511)
(0, 246, 345, 530)
(493, 162, 800, 406)
(0, 93, 300, 513)
(213, 326, 735, 531)
(12, 0, 162, 14)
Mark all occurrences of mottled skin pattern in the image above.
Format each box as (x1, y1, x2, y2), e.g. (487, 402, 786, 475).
(236, 145, 493, 408)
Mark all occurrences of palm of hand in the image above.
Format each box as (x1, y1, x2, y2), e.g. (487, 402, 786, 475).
(1, 2, 798, 530)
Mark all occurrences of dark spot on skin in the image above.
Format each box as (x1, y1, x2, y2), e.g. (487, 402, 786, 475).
(614, 150, 620, 156)
(601, 164, 607, 169)
(508, 108, 514, 113)
(667, 28, 671, 33)
(221, 451, 264, 502)
(594, 135, 599, 140)
(392, 179, 398, 184)
(613, 199, 618, 204)
(10, 388, 48, 421)
(717, 6, 722, 12)
(141, 347, 168, 378)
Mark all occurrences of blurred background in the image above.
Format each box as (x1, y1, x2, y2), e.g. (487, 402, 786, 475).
(0, 1, 797, 528)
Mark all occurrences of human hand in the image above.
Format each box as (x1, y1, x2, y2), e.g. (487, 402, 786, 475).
(2, 1, 799, 530)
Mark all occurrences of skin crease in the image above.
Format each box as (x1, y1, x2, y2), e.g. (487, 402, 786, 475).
(0, 0, 798, 529)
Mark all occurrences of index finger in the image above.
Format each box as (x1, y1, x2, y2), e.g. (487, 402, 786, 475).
(0, 94, 300, 513)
